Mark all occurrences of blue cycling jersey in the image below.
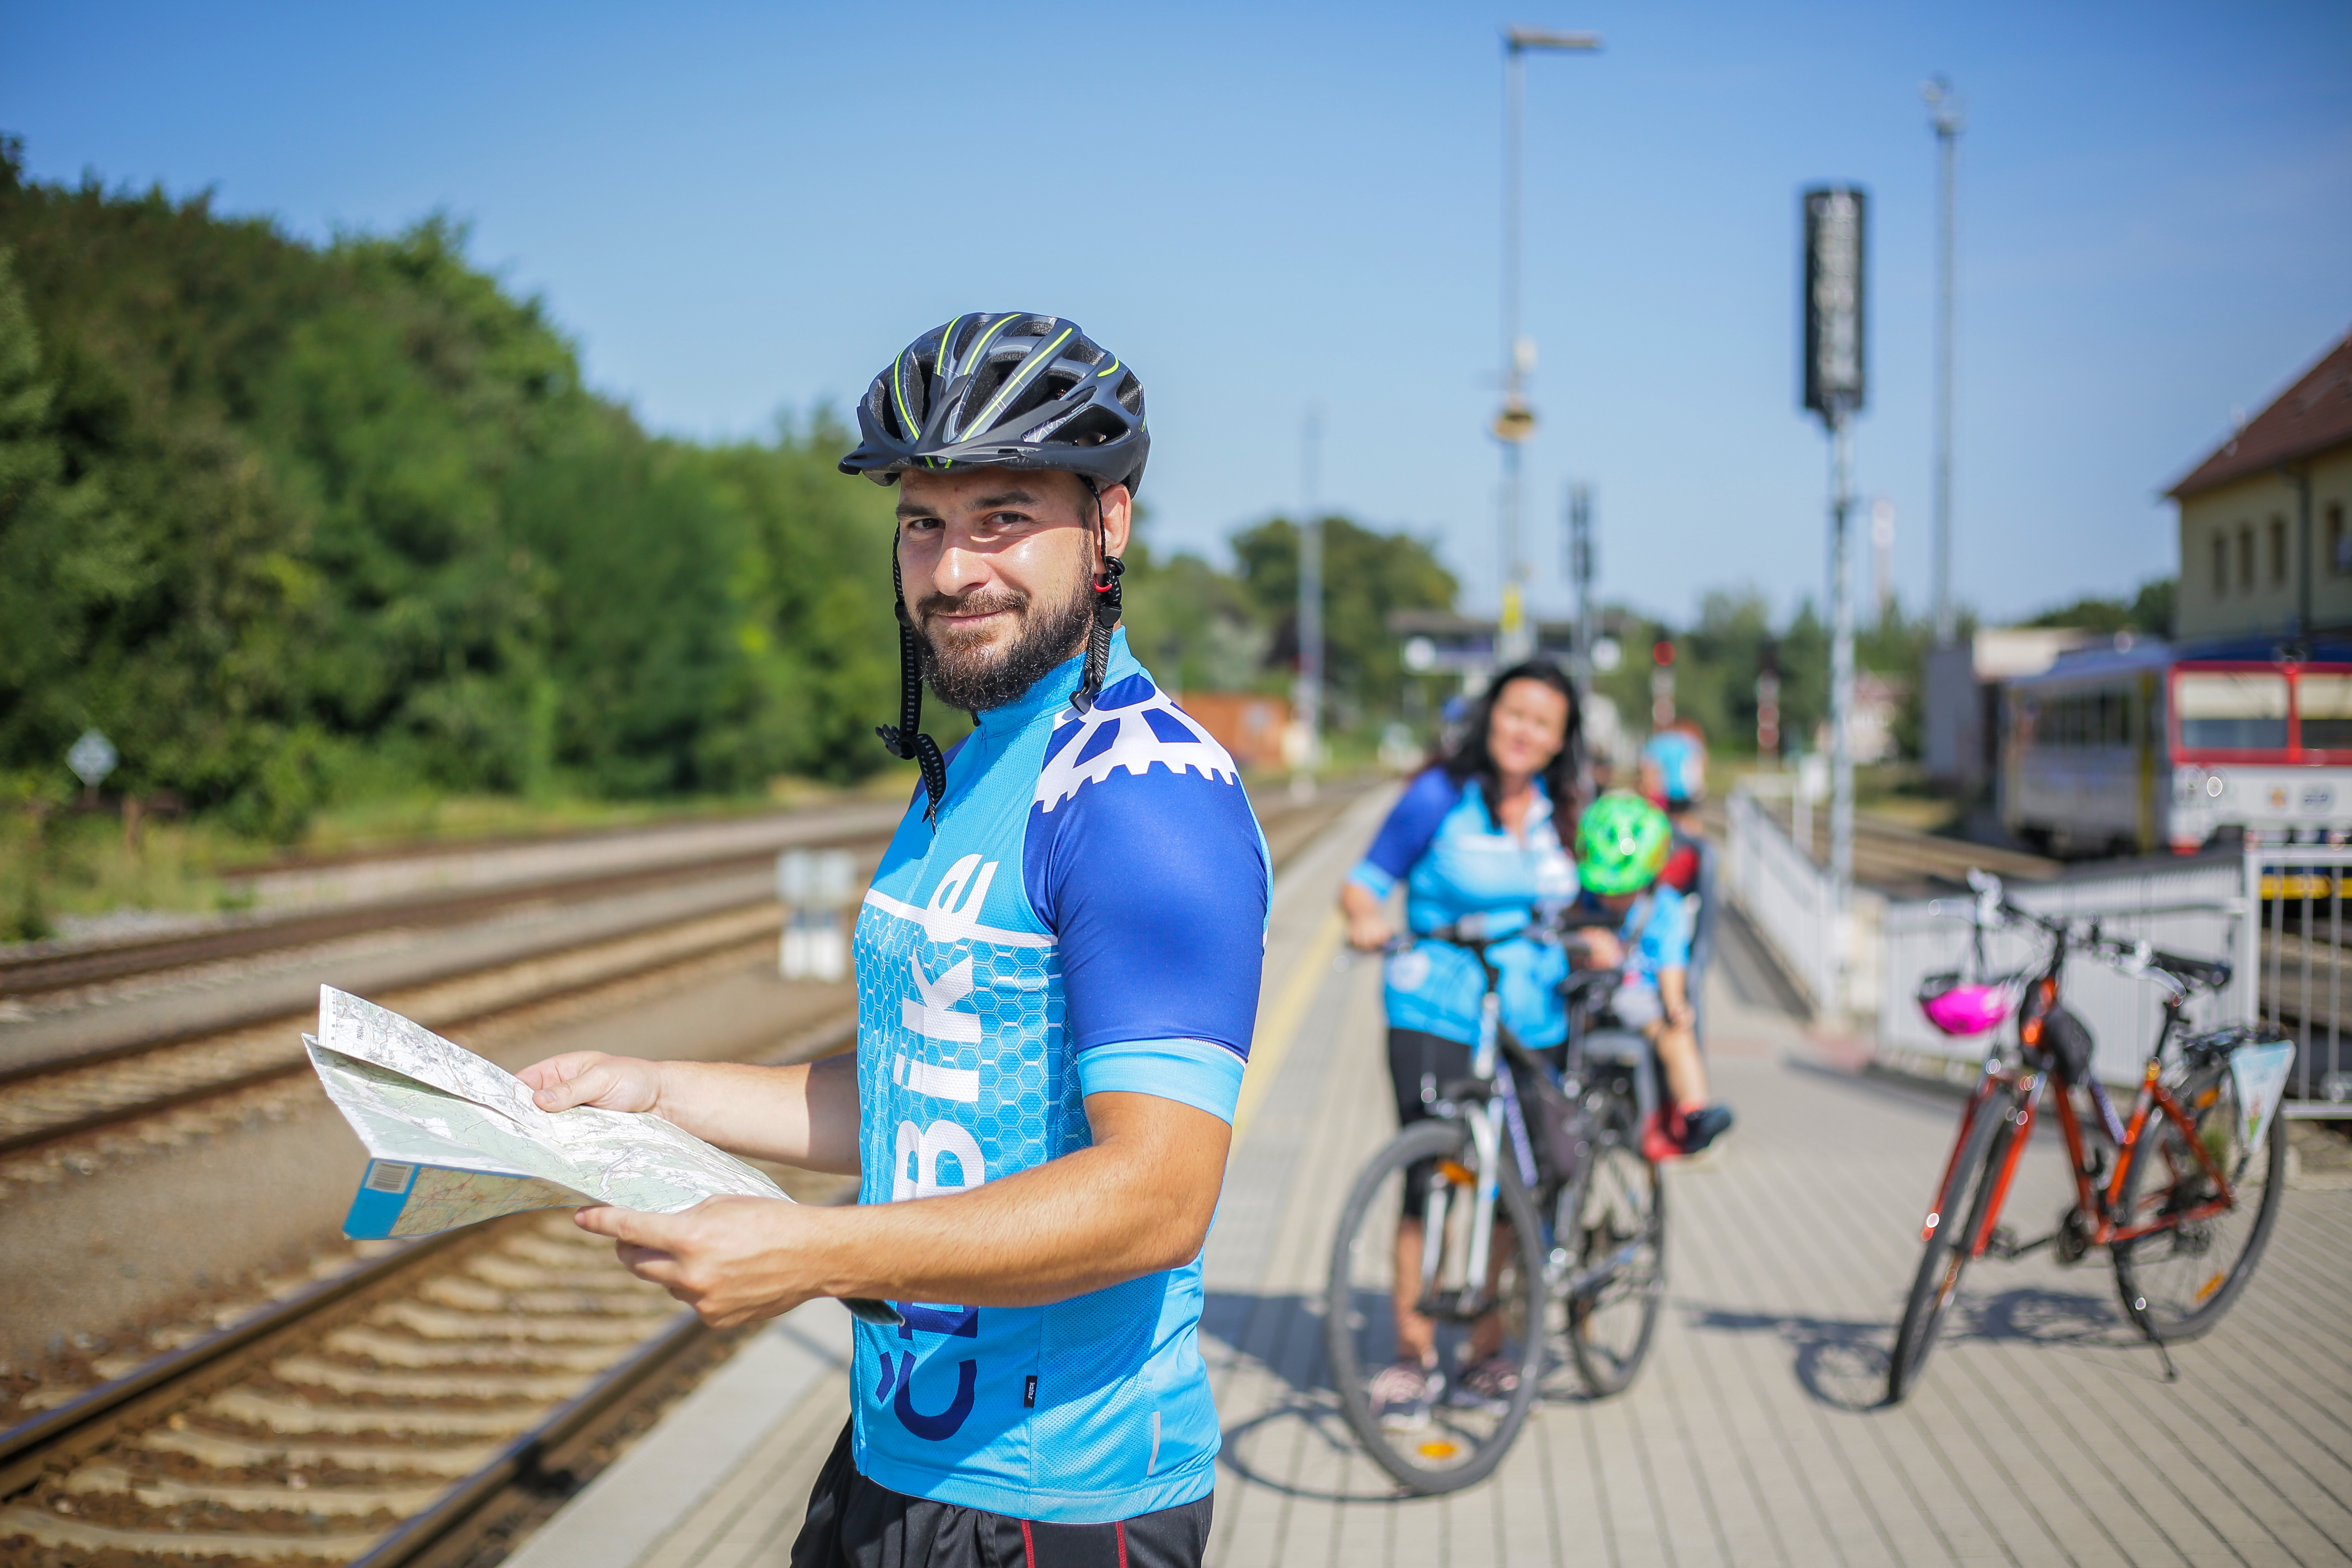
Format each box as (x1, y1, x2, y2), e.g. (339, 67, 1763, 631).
(1347, 768, 1579, 1049)
(850, 629, 1269, 1523)
(1566, 884, 1692, 983)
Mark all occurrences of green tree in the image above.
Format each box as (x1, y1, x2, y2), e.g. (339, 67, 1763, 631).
(1229, 514, 1457, 726)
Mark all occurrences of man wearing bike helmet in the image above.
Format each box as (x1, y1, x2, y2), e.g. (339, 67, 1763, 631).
(518, 315, 1267, 1566)
(1567, 792, 1733, 1159)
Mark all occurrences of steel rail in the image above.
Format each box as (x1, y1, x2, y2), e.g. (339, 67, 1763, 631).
(0, 1231, 465, 1497)
(0, 840, 860, 1001)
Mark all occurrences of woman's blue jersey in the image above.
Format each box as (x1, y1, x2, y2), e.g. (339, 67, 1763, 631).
(1347, 768, 1579, 1049)
(851, 630, 1269, 1524)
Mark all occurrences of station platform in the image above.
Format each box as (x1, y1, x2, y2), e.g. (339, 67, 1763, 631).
(513, 791, 2352, 1568)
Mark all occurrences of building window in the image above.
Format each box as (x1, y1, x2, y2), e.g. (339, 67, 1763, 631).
(2239, 525, 2254, 591)
(2213, 531, 2229, 595)
(2332, 502, 2349, 576)
(2270, 516, 2288, 585)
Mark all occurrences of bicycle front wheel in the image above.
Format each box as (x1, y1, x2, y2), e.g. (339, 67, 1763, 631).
(2112, 1060, 2287, 1342)
(1325, 1118, 1547, 1493)
(1887, 1090, 2010, 1403)
(1565, 1136, 1665, 1397)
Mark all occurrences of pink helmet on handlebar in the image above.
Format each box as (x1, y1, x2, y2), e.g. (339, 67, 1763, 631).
(1917, 973, 2011, 1038)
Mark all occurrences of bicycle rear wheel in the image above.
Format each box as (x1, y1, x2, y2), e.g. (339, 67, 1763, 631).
(2111, 1060, 2287, 1342)
(1565, 1135, 1665, 1397)
(1887, 1091, 2011, 1403)
(1325, 1118, 1547, 1493)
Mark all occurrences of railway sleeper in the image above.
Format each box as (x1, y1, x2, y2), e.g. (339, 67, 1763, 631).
(0, 1503, 383, 1561)
(136, 1421, 504, 1477)
(61, 1457, 448, 1518)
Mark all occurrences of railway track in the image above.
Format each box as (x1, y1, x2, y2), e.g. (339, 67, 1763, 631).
(0, 781, 1370, 1568)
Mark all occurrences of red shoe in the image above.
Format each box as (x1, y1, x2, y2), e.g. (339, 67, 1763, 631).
(1642, 1106, 1685, 1163)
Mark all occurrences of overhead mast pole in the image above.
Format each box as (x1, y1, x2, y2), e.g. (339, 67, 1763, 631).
(1925, 76, 1963, 648)
(1493, 26, 1599, 669)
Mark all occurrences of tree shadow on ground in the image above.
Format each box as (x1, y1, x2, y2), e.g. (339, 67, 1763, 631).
(1685, 1284, 2136, 1412)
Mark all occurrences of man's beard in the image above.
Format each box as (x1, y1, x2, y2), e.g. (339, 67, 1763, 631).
(915, 578, 1094, 713)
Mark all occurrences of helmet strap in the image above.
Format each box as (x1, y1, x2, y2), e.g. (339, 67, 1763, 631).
(877, 541, 949, 828)
(1071, 480, 1123, 715)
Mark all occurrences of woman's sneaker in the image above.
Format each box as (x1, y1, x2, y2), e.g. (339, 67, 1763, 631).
(1448, 1354, 1521, 1415)
(1369, 1361, 1437, 1430)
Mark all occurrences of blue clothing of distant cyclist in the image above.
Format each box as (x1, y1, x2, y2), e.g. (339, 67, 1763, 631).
(1346, 766, 1580, 1050)
(1564, 883, 1691, 1028)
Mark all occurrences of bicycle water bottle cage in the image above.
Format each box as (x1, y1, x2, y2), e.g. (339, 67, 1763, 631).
(1918, 975, 2010, 1038)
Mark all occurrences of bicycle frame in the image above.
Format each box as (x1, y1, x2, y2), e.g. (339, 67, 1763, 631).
(1924, 933, 2241, 1264)
(1404, 925, 1579, 1321)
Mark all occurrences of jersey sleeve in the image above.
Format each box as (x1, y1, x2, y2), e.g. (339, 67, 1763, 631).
(1024, 711, 1271, 1080)
(1640, 885, 1693, 972)
(1347, 768, 1463, 897)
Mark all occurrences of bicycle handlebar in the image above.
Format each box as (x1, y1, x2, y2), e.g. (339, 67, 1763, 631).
(1956, 870, 2229, 1001)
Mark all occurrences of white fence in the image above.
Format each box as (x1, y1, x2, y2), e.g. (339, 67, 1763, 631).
(1722, 786, 2352, 1114)
(1723, 790, 1839, 1013)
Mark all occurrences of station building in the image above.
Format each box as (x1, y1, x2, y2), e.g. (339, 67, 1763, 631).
(2169, 329, 2352, 641)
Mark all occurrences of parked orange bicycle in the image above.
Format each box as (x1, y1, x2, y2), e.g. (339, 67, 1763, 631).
(1888, 873, 2294, 1403)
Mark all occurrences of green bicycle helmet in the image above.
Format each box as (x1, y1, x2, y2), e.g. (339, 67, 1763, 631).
(1577, 792, 1673, 895)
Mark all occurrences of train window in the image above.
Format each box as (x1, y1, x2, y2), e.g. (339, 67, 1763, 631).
(2175, 670, 2288, 752)
(2299, 673, 2352, 751)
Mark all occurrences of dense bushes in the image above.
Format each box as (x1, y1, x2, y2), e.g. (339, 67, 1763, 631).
(0, 141, 904, 837)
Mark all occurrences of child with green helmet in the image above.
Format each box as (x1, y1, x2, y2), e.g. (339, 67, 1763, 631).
(1568, 792, 1735, 1158)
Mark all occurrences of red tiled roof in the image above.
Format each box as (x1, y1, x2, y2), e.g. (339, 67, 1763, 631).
(2167, 330, 2352, 498)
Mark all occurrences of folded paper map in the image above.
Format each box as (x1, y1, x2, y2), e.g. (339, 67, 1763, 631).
(307, 984, 791, 1238)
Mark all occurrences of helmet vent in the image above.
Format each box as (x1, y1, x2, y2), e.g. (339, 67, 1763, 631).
(1114, 372, 1143, 415)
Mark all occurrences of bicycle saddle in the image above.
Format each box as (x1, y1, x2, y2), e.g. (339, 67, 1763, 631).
(2150, 950, 2232, 991)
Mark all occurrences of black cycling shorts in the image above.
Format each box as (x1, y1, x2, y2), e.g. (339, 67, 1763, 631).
(1386, 1028, 1474, 1131)
(790, 1421, 1213, 1568)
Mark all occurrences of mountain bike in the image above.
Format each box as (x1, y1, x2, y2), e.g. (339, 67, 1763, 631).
(1324, 917, 1666, 1492)
(1888, 873, 2294, 1403)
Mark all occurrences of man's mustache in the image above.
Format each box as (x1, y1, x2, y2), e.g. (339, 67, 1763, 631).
(915, 588, 1028, 627)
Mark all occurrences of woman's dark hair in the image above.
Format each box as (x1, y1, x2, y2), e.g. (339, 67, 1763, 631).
(1440, 659, 1584, 822)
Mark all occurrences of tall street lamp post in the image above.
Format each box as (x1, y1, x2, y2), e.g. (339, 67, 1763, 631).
(1802, 184, 1869, 1019)
(1494, 25, 1600, 667)
(1924, 76, 1963, 648)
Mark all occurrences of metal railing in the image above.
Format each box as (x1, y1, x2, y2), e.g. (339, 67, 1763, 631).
(1724, 789, 1838, 1014)
(2241, 840, 2352, 1116)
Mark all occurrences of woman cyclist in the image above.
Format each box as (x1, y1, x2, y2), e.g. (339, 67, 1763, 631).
(1338, 660, 1582, 1430)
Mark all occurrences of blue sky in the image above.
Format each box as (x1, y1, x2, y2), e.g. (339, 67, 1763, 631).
(6, 0, 2349, 628)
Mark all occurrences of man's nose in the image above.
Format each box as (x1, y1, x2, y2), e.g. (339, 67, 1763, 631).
(919, 538, 993, 601)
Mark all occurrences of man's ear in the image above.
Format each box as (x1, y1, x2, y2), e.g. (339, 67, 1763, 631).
(1098, 483, 1134, 559)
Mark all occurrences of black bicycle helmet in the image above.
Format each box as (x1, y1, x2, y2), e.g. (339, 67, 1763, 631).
(848, 314, 1147, 829)
(840, 312, 1149, 495)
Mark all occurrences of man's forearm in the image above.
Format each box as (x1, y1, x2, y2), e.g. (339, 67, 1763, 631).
(654, 1054, 861, 1174)
(791, 1093, 1228, 1307)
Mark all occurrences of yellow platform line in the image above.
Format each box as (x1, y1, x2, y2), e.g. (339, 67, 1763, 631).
(1231, 911, 1345, 1147)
